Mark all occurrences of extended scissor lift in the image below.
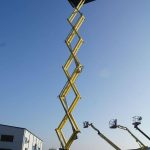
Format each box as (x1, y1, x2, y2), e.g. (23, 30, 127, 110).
(55, 1, 95, 150)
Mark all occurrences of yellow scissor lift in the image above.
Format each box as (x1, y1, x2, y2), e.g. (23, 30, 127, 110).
(55, 0, 95, 150)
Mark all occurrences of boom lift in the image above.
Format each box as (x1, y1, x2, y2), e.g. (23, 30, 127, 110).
(109, 119, 148, 150)
(132, 116, 150, 141)
(55, 1, 95, 150)
(83, 121, 121, 150)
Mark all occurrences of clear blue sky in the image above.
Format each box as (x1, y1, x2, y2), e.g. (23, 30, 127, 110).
(0, 0, 150, 149)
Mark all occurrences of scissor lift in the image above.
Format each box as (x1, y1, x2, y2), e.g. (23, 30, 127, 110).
(55, 1, 95, 150)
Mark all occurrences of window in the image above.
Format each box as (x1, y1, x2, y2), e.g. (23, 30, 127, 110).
(32, 144, 38, 150)
(24, 137, 29, 143)
(32, 146, 36, 150)
(1, 135, 14, 142)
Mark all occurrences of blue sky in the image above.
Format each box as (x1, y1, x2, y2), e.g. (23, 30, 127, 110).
(0, 0, 150, 149)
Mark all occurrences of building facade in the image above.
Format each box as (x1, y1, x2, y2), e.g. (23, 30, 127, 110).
(0, 124, 43, 150)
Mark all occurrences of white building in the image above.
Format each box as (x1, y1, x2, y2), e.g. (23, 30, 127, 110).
(0, 124, 43, 150)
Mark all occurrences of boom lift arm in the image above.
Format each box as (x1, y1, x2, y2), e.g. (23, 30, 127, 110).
(109, 119, 148, 150)
(83, 121, 121, 150)
(132, 116, 150, 141)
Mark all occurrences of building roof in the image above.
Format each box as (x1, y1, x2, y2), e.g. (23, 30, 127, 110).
(0, 124, 43, 142)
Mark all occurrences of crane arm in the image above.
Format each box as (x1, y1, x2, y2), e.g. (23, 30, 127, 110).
(89, 124, 121, 150)
(135, 126, 150, 141)
(117, 125, 147, 149)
